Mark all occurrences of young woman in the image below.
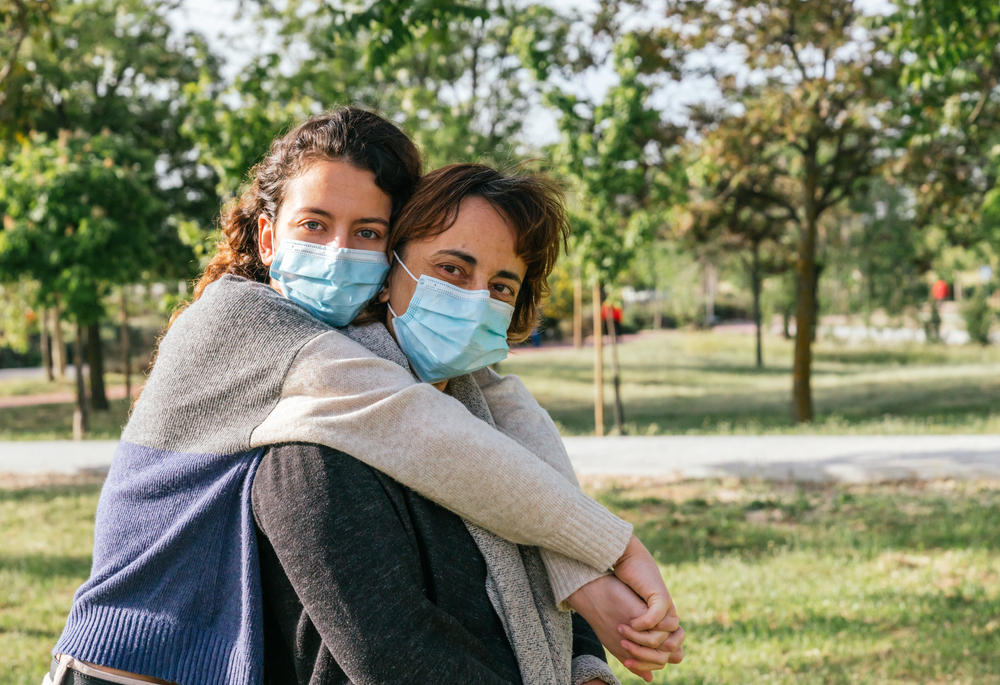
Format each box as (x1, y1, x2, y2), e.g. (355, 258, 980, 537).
(251, 163, 680, 685)
(46, 109, 682, 685)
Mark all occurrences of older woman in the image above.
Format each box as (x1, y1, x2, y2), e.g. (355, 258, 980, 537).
(251, 163, 659, 684)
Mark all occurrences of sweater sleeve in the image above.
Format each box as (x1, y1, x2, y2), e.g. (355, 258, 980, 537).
(251, 330, 632, 573)
(252, 443, 519, 685)
(472, 367, 612, 608)
(570, 614, 621, 685)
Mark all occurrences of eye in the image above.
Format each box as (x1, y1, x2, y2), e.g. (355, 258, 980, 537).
(303, 220, 323, 231)
(441, 264, 462, 276)
(358, 228, 380, 240)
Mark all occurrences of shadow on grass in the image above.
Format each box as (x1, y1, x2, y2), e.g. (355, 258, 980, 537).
(596, 488, 1000, 564)
(0, 553, 92, 580)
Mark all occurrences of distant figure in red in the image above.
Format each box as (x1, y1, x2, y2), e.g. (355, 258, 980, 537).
(601, 302, 623, 337)
(932, 280, 951, 301)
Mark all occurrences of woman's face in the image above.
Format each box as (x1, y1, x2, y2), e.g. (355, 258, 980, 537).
(258, 160, 392, 270)
(381, 195, 527, 328)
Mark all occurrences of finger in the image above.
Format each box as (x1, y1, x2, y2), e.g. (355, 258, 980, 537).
(662, 626, 686, 653)
(629, 592, 671, 632)
(654, 613, 681, 634)
(623, 657, 666, 674)
(621, 639, 670, 667)
(626, 668, 654, 683)
(617, 623, 671, 648)
(668, 647, 684, 664)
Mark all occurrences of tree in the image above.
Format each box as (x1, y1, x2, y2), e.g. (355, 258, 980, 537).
(664, 0, 899, 422)
(0, 130, 170, 431)
(885, 0, 1000, 263)
(683, 139, 793, 367)
(545, 33, 684, 434)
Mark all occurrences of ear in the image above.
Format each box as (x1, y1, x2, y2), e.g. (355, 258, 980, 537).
(377, 277, 391, 303)
(259, 214, 276, 266)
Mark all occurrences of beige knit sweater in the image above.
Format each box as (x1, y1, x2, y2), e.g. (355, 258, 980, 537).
(251, 327, 629, 604)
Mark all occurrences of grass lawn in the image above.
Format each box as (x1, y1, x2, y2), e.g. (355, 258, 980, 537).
(3, 477, 999, 684)
(500, 331, 1000, 436)
(3, 331, 1000, 439)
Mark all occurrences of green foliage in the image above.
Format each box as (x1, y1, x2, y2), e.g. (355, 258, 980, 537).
(547, 33, 684, 286)
(963, 291, 996, 346)
(0, 130, 175, 322)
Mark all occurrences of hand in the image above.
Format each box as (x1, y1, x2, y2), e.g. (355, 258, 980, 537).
(613, 535, 676, 632)
(568, 574, 684, 681)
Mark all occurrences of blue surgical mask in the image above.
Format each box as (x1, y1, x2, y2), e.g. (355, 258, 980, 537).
(388, 251, 514, 383)
(270, 239, 389, 327)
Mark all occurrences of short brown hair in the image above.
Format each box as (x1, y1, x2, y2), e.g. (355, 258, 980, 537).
(360, 163, 569, 342)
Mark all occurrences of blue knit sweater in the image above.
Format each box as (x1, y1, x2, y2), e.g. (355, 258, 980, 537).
(55, 277, 331, 685)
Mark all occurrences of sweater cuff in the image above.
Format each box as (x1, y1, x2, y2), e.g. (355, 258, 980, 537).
(548, 494, 632, 573)
(539, 548, 612, 611)
(572, 655, 621, 685)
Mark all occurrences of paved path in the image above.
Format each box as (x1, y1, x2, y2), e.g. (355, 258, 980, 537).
(1, 435, 999, 482)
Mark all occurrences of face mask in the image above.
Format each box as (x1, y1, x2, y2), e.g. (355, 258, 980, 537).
(388, 252, 515, 383)
(270, 239, 389, 327)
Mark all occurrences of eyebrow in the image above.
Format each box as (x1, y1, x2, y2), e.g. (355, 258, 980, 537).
(433, 249, 522, 285)
(292, 207, 390, 227)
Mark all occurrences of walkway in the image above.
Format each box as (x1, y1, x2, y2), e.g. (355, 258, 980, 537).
(1, 435, 998, 483)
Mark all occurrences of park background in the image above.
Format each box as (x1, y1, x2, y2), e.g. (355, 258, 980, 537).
(1, 0, 1000, 683)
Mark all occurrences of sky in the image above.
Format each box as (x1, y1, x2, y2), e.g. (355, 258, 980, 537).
(167, 0, 897, 147)
(167, 0, 656, 147)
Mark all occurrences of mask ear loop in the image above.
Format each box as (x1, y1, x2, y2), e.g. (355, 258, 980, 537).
(388, 251, 419, 319)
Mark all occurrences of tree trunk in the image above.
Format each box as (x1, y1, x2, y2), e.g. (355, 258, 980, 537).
(792, 168, 819, 423)
(751, 245, 763, 368)
(573, 277, 583, 350)
(653, 289, 662, 331)
(121, 288, 131, 403)
(51, 306, 66, 379)
(703, 261, 717, 324)
(592, 281, 604, 437)
(606, 303, 625, 433)
(87, 321, 109, 411)
(40, 308, 53, 382)
(73, 322, 89, 439)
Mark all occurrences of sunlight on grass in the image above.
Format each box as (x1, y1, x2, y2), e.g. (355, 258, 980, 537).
(3, 478, 1000, 685)
(501, 331, 1000, 436)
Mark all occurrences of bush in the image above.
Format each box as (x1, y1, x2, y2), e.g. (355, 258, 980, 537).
(963, 292, 996, 345)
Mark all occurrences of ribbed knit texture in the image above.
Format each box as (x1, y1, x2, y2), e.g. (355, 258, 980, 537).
(54, 275, 631, 685)
(55, 276, 330, 685)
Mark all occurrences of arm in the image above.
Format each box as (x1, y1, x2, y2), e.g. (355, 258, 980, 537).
(251, 330, 632, 572)
(471, 367, 610, 606)
(474, 368, 686, 678)
(252, 442, 519, 685)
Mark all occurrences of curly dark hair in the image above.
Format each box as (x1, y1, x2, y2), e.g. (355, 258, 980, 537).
(189, 107, 422, 304)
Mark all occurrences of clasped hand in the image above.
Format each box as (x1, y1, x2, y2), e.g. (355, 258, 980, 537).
(568, 535, 685, 682)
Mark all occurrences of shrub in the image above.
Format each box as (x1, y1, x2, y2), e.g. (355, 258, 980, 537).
(963, 292, 996, 345)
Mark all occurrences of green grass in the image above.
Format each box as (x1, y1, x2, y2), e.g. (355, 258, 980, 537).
(0, 373, 129, 399)
(3, 478, 1000, 684)
(0, 399, 132, 441)
(3, 331, 999, 439)
(0, 483, 102, 684)
(588, 477, 1000, 684)
(500, 331, 1000, 435)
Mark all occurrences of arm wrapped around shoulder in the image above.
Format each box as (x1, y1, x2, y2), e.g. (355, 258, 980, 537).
(251, 330, 632, 572)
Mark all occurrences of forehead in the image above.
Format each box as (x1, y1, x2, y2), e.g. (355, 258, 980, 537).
(281, 160, 391, 216)
(416, 196, 526, 277)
